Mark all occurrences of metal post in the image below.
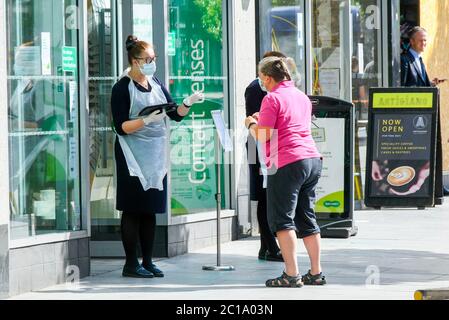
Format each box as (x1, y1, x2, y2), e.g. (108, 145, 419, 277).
(202, 130, 234, 271)
(215, 130, 221, 266)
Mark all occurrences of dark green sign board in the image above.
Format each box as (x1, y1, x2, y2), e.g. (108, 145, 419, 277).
(168, 0, 225, 215)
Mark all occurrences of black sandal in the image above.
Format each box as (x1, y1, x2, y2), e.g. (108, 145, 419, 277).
(301, 270, 326, 285)
(265, 272, 304, 288)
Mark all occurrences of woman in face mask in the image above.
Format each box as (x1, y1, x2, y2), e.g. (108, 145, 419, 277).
(245, 57, 325, 288)
(111, 35, 204, 278)
(244, 51, 287, 263)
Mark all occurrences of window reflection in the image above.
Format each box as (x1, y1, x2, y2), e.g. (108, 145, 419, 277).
(7, 0, 81, 239)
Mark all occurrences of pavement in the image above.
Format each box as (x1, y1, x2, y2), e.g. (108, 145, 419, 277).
(9, 201, 449, 300)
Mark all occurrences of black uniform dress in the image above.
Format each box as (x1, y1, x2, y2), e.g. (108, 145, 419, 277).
(111, 76, 184, 215)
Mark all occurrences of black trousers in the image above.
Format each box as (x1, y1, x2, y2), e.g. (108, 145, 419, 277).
(257, 192, 280, 255)
(120, 211, 156, 268)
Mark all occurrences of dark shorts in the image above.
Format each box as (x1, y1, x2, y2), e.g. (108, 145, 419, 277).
(267, 158, 322, 238)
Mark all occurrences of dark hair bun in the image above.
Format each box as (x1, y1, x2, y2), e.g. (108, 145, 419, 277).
(126, 35, 138, 51)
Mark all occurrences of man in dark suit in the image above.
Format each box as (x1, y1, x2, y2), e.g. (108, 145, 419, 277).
(401, 26, 449, 196)
(401, 27, 445, 87)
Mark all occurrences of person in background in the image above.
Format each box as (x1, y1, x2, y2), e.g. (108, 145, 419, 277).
(245, 57, 326, 287)
(244, 51, 287, 262)
(401, 26, 449, 196)
(111, 35, 204, 278)
(401, 26, 445, 87)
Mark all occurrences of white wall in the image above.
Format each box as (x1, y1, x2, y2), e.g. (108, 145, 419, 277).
(0, 1, 10, 227)
(231, 0, 257, 235)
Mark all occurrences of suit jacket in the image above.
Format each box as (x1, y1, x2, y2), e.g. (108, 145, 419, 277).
(244, 79, 267, 117)
(401, 50, 431, 87)
(244, 79, 267, 201)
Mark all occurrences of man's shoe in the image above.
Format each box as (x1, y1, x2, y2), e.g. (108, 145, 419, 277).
(443, 187, 449, 196)
(143, 263, 164, 277)
(258, 249, 267, 260)
(122, 265, 154, 278)
(265, 251, 284, 262)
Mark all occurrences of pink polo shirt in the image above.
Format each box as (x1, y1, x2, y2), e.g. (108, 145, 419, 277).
(258, 80, 321, 169)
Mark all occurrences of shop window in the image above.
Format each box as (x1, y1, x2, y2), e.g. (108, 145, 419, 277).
(7, 0, 82, 239)
(258, 0, 306, 92)
(350, 0, 382, 121)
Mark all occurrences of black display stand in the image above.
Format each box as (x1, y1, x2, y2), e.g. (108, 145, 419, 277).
(364, 87, 440, 209)
(308, 96, 358, 239)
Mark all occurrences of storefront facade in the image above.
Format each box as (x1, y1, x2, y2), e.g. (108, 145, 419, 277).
(1, 0, 446, 298)
(0, 0, 256, 297)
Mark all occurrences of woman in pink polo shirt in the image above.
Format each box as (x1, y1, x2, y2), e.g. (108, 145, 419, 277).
(245, 56, 326, 288)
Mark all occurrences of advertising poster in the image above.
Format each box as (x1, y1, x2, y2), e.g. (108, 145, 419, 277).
(170, 122, 216, 215)
(365, 89, 438, 208)
(319, 69, 340, 98)
(168, 1, 225, 215)
(312, 118, 345, 214)
(370, 113, 432, 197)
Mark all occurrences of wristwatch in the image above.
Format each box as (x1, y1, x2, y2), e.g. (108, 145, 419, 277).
(247, 122, 257, 130)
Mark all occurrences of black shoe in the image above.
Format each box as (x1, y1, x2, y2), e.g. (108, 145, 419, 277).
(122, 265, 154, 278)
(143, 263, 164, 277)
(258, 249, 268, 260)
(443, 187, 449, 196)
(265, 251, 284, 262)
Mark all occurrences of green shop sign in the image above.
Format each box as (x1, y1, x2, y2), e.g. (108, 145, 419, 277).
(62, 46, 77, 72)
(168, 32, 176, 56)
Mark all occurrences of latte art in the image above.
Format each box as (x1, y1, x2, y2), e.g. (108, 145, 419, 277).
(387, 166, 416, 187)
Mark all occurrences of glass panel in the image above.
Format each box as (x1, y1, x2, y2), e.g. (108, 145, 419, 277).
(132, 0, 153, 43)
(7, 0, 82, 239)
(88, 0, 121, 241)
(351, 1, 382, 121)
(168, 0, 226, 215)
(351, 1, 383, 200)
(311, 0, 346, 99)
(258, 0, 306, 91)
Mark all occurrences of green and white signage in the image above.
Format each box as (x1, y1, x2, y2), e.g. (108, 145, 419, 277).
(312, 118, 345, 214)
(62, 46, 77, 72)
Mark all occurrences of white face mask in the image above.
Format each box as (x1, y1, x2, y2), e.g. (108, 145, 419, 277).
(139, 61, 156, 76)
(258, 77, 268, 92)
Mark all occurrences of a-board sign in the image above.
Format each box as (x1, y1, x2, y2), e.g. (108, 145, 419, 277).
(365, 88, 439, 208)
(308, 96, 357, 239)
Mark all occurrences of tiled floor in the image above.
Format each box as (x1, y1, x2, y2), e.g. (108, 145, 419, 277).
(9, 201, 449, 300)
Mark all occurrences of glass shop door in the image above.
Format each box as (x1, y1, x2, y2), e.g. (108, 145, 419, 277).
(89, 0, 154, 257)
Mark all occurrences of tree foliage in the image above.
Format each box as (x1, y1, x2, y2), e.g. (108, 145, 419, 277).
(193, 0, 222, 42)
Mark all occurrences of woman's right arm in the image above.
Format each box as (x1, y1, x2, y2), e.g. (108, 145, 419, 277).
(111, 80, 145, 135)
(121, 119, 145, 134)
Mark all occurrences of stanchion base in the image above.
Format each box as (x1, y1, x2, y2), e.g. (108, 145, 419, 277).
(202, 265, 235, 271)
